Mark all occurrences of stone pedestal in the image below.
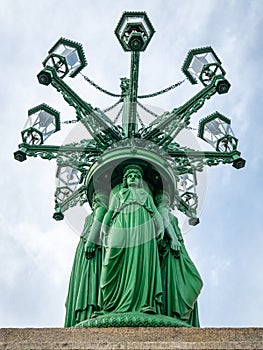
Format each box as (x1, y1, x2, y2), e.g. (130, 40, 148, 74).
(1, 327, 262, 349)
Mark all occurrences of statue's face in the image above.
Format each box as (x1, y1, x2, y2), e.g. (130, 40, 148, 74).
(126, 171, 141, 187)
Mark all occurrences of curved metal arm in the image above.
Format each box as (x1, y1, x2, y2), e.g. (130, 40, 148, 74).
(38, 67, 124, 148)
(140, 75, 229, 145)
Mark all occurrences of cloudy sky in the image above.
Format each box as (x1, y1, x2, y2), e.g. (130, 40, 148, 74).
(1, 0, 263, 328)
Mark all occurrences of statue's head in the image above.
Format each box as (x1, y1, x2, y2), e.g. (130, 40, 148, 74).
(122, 164, 144, 188)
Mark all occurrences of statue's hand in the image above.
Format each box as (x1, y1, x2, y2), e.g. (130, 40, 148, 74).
(85, 241, 96, 259)
(156, 230, 164, 244)
(171, 238, 181, 258)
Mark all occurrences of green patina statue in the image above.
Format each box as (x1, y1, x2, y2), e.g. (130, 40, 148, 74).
(14, 11, 245, 329)
(65, 165, 203, 328)
(100, 165, 163, 315)
(64, 192, 107, 326)
(156, 193, 203, 326)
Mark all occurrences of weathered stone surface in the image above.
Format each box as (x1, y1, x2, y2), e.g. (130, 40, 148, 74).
(0, 327, 262, 349)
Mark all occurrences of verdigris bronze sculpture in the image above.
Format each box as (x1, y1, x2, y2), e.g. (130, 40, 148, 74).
(65, 192, 107, 326)
(100, 165, 164, 315)
(14, 11, 245, 328)
(65, 165, 202, 328)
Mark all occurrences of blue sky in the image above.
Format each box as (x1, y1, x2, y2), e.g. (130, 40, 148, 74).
(1, 0, 263, 327)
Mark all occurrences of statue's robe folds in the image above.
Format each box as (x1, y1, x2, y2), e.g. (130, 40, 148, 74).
(160, 215, 203, 327)
(64, 214, 102, 327)
(100, 187, 163, 314)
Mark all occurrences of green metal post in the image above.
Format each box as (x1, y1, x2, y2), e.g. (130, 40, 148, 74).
(120, 78, 130, 136)
(128, 51, 140, 138)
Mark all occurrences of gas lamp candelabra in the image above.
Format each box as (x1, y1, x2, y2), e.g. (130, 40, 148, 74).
(14, 11, 245, 225)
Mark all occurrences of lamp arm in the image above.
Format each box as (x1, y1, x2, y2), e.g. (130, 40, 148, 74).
(17, 143, 101, 163)
(38, 67, 123, 148)
(54, 184, 88, 215)
(140, 75, 226, 145)
(167, 149, 243, 174)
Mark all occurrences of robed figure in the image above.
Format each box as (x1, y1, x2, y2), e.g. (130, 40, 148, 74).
(99, 165, 164, 314)
(64, 164, 203, 327)
(156, 192, 203, 327)
(64, 192, 107, 327)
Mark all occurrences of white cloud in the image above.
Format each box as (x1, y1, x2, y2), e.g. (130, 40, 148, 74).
(0, 212, 78, 327)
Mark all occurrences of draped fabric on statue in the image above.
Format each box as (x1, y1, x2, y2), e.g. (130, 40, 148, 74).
(100, 187, 163, 314)
(160, 215, 203, 327)
(65, 179, 203, 327)
(64, 214, 102, 327)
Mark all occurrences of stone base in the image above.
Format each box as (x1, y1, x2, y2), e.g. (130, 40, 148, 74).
(1, 327, 263, 349)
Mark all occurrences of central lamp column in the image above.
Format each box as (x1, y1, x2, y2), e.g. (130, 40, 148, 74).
(115, 11, 155, 138)
(128, 50, 140, 138)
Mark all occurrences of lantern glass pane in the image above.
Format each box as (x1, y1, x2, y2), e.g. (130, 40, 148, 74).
(24, 115, 34, 129)
(58, 47, 72, 56)
(53, 44, 68, 56)
(56, 166, 81, 193)
(54, 44, 81, 72)
(188, 51, 218, 79)
(55, 186, 74, 203)
(65, 51, 79, 68)
(25, 110, 57, 141)
(202, 117, 233, 149)
(203, 52, 217, 64)
(192, 56, 208, 74)
(119, 15, 150, 37)
(38, 111, 53, 127)
(177, 173, 196, 196)
(181, 192, 197, 209)
(188, 56, 208, 78)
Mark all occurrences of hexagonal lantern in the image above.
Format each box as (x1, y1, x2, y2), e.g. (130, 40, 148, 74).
(21, 104, 60, 145)
(182, 47, 230, 93)
(42, 37, 87, 79)
(177, 172, 199, 225)
(55, 166, 82, 203)
(198, 112, 238, 152)
(115, 11, 155, 52)
(177, 173, 198, 207)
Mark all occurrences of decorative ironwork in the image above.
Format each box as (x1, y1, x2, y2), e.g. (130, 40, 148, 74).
(13, 11, 247, 330)
(14, 11, 245, 225)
